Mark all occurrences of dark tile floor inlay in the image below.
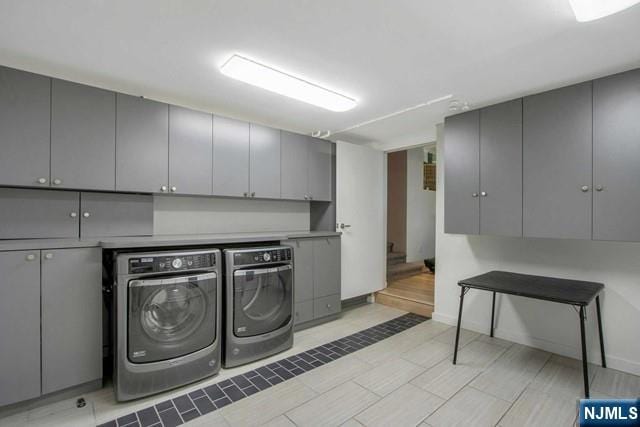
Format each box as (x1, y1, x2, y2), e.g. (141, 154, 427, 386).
(97, 313, 428, 427)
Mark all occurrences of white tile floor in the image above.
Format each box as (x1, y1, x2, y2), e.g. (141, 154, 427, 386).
(1, 302, 639, 427)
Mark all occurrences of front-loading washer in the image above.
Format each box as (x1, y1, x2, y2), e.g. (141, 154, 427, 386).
(113, 248, 221, 401)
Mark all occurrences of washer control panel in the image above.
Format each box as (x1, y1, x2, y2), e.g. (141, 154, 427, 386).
(233, 247, 292, 266)
(128, 252, 216, 274)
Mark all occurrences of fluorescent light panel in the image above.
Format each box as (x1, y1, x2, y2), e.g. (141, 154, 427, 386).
(569, 0, 640, 21)
(220, 55, 357, 112)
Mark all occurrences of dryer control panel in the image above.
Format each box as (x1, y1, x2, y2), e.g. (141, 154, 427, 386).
(128, 252, 217, 274)
(232, 247, 292, 266)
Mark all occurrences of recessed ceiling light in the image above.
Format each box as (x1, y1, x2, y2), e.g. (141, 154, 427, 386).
(220, 54, 357, 112)
(568, 0, 640, 21)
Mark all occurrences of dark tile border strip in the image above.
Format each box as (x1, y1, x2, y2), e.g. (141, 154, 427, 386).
(98, 313, 428, 427)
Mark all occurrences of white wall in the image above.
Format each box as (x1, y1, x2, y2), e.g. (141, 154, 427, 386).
(406, 146, 436, 262)
(153, 195, 310, 235)
(434, 123, 640, 376)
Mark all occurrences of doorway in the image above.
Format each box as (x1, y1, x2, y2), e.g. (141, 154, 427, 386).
(377, 144, 436, 317)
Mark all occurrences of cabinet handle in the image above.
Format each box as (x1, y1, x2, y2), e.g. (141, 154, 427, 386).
(53, 178, 62, 185)
(243, 192, 248, 197)
(26, 254, 37, 261)
(581, 185, 590, 192)
(83, 212, 91, 218)
(472, 192, 478, 198)
(309, 195, 313, 200)
(170, 186, 177, 193)
(37, 177, 47, 184)
(326, 304, 331, 309)
(295, 311, 299, 318)
(251, 192, 256, 197)
(44, 253, 53, 260)
(161, 185, 168, 192)
(69, 212, 78, 218)
(480, 191, 487, 197)
(304, 195, 309, 200)
(595, 185, 604, 192)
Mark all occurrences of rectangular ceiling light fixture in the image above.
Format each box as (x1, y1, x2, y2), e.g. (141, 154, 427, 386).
(569, 0, 640, 21)
(220, 55, 357, 112)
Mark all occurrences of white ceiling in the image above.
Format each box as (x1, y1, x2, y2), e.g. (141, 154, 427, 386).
(1, 0, 639, 150)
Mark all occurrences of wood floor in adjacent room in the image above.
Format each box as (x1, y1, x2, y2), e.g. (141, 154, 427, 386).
(376, 268, 435, 317)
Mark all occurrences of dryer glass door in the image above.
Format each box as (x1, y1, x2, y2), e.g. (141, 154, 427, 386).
(233, 265, 293, 337)
(128, 272, 217, 363)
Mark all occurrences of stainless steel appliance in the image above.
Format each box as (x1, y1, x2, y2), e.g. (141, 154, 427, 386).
(113, 249, 221, 401)
(223, 246, 294, 367)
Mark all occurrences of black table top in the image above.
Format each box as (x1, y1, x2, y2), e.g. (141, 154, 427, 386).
(458, 271, 604, 306)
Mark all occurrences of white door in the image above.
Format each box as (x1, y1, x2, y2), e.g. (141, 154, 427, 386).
(336, 141, 386, 299)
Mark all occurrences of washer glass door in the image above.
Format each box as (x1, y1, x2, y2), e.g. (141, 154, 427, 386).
(128, 272, 217, 363)
(233, 265, 293, 337)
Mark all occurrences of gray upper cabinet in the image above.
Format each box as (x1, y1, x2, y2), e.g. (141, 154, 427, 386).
(308, 137, 333, 201)
(41, 248, 102, 395)
(116, 94, 169, 193)
(313, 237, 341, 298)
(80, 192, 153, 238)
(0, 188, 79, 239)
(169, 106, 213, 196)
(593, 69, 640, 241)
(249, 124, 281, 198)
(0, 251, 41, 406)
(0, 66, 51, 188)
(444, 110, 480, 235)
(281, 131, 309, 200)
(479, 99, 523, 237)
(523, 83, 592, 239)
(213, 116, 250, 197)
(51, 79, 116, 191)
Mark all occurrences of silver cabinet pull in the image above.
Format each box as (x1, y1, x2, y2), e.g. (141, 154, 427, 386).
(595, 185, 604, 192)
(37, 177, 47, 184)
(472, 192, 478, 198)
(251, 192, 256, 197)
(581, 185, 590, 192)
(53, 178, 62, 185)
(44, 253, 53, 260)
(326, 304, 331, 309)
(339, 223, 351, 229)
(26, 254, 37, 261)
(83, 212, 90, 218)
(243, 192, 248, 197)
(170, 186, 177, 193)
(160, 185, 168, 192)
(480, 191, 487, 197)
(309, 195, 313, 200)
(69, 212, 78, 218)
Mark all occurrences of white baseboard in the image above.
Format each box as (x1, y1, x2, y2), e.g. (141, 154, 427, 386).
(432, 311, 640, 376)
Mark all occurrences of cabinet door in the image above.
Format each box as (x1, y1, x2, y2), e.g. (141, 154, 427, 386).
(0, 251, 41, 406)
(593, 69, 640, 241)
(250, 124, 281, 198)
(308, 137, 333, 201)
(80, 192, 153, 238)
(281, 131, 309, 200)
(169, 106, 213, 195)
(313, 237, 341, 298)
(0, 66, 51, 187)
(41, 248, 102, 394)
(51, 79, 116, 191)
(287, 239, 314, 303)
(213, 116, 249, 197)
(479, 99, 523, 237)
(314, 294, 341, 319)
(0, 188, 79, 239)
(116, 94, 169, 193)
(523, 83, 592, 239)
(294, 300, 314, 325)
(444, 111, 480, 234)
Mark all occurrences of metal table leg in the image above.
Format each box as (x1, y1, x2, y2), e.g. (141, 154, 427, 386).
(453, 286, 466, 365)
(596, 295, 606, 368)
(490, 291, 496, 337)
(579, 305, 590, 398)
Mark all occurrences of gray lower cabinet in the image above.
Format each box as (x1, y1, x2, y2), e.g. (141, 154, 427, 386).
(281, 131, 309, 200)
(0, 66, 51, 188)
(444, 110, 480, 234)
(593, 69, 640, 241)
(523, 83, 593, 239)
(80, 192, 153, 238)
(308, 137, 333, 201)
(250, 124, 281, 199)
(116, 94, 169, 193)
(479, 99, 523, 237)
(41, 248, 102, 394)
(0, 251, 41, 406)
(169, 106, 213, 196)
(51, 79, 116, 191)
(284, 236, 341, 325)
(0, 188, 80, 239)
(213, 116, 250, 197)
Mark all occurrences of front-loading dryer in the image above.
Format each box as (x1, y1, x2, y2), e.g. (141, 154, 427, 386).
(223, 246, 294, 368)
(113, 249, 221, 401)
